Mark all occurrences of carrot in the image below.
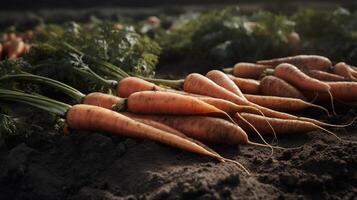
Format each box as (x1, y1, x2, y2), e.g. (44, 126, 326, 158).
(287, 31, 301, 47)
(334, 62, 357, 81)
(117, 77, 162, 98)
(344, 63, 357, 78)
(306, 70, 346, 82)
(303, 82, 357, 102)
(122, 114, 249, 145)
(182, 73, 340, 127)
(274, 63, 336, 115)
(84, 91, 230, 118)
(206, 70, 246, 100)
(235, 113, 341, 137)
(0, 90, 250, 174)
(196, 96, 261, 116)
(124, 91, 229, 117)
(259, 75, 306, 100)
(83, 92, 120, 109)
(243, 94, 329, 115)
(223, 62, 272, 79)
(112, 76, 258, 117)
(257, 55, 332, 71)
(7, 38, 25, 60)
(226, 74, 260, 94)
(123, 112, 221, 156)
(68, 105, 251, 172)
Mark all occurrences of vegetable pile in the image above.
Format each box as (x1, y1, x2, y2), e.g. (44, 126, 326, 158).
(0, 7, 356, 175)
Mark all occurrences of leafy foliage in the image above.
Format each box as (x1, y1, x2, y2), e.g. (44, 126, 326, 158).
(154, 7, 295, 67)
(0, 105, 29, 140)
(294, 8, 357, 64)
(31, 22, 161, 77)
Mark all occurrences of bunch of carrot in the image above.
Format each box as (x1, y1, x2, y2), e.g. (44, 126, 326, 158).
(224, 55, 357, 104)
(1, 54, 356, 175)
(0, 31, 33, 60)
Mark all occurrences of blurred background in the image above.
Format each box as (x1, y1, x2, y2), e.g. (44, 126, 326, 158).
(1, 0, 357, 76)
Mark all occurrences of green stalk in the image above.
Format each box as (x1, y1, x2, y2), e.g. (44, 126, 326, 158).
(90, 59, 130, 79)
(0, 74, 85, 103)
(72, 67, 118, 90)
(132, 74, 184, 90)
(0, 89, 71, 117)
(62, 42, 130, 79)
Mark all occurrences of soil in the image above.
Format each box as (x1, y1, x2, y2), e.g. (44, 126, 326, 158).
(0, 102, 356, 200)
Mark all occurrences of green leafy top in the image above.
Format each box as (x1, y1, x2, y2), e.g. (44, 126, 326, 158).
(31, 22, 161, 77)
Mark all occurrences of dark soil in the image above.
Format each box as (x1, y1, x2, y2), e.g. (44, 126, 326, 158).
(0, 105, 356, 200)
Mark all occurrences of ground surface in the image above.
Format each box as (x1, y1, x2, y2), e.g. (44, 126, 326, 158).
(0, 104, 356, 200)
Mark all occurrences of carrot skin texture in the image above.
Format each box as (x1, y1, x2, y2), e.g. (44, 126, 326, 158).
(304, 82, 357, 102)
(184, 73, 301, 119)
(306, 70, 345, 82)
(274, 63, 330, 92)
(334, 62, 357, 81)
(183, 73, 328, 126)
(117, 77, 162, 98)
(232, 62, 272, 79)
(66, 104, 222, 159)
(257, 55, 332, 71)
(243, 94, 323, 112)
(197, 96, 258, 116)
(123, 114, 249, 145)
(259, 76, 306, 100)
(206, 70, 246, 100)
(83, 92, 121, 109)
(227, 74, 260, 94)
(127, 91, 226, 117)
(235, 113, 316, 135)
(124, 113, 220, 155)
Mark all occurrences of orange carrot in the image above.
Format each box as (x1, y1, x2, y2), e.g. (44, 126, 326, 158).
(206, 70, 246, 100)
(243, 94, 329, 114)
(66, 104, 243, 169)
(125, 91, 228, 117)
(223, 62, 272, 79)
(274, 63, 335, 114)
(303, 82, 357, 102)
(259, 75, 306, 100)
(182, 73, 338, 127)
(196, 96, 261, 116)
(84, 91, 230, 118)
(7, 38, 25, 60)
(334, 62, 357, 81)
(226, 74, 260, 94)
(123, 112, 221, 156)
(117, 77, 162, 98)
(122, 114, 249, 145)
(5, 89, 251, 173)
(235, 113, 337, 136)
(257, 55, 332, 71)
(306, 70, 346, 82)
(83, 92, 121, 109)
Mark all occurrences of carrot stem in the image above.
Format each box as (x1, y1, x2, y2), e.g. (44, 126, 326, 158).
(0, 89, 71, 116)
(0, 74, 86, 103)
(131, 74, 184, 90)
